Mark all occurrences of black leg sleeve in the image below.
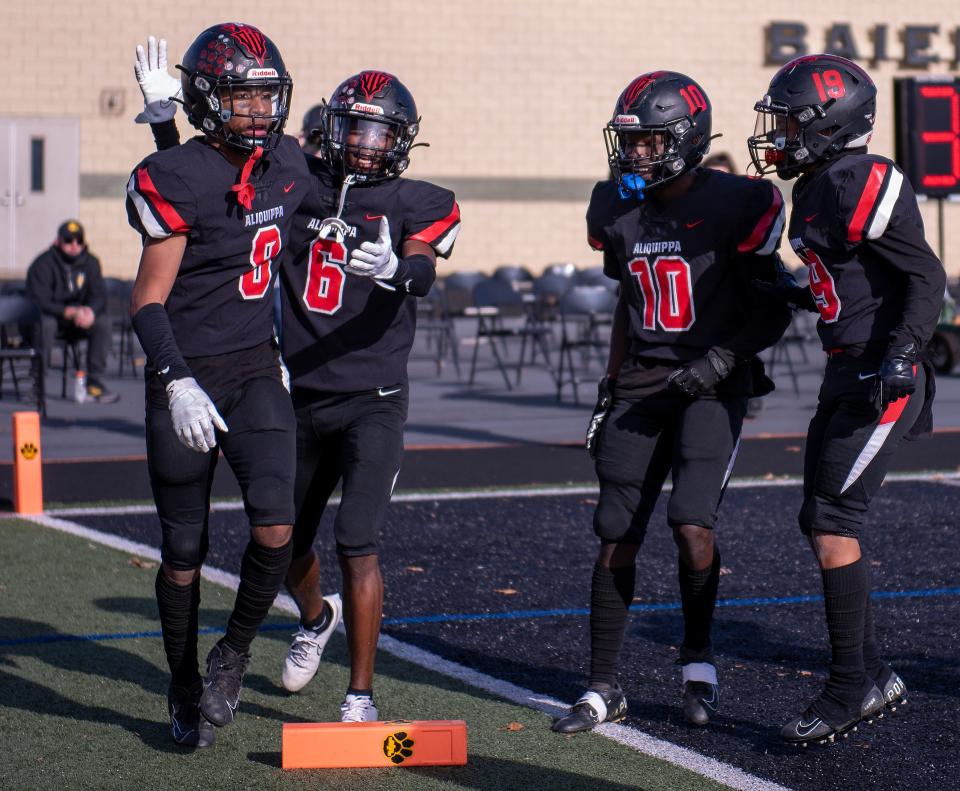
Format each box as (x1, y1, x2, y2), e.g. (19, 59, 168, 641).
(222, 539, 293, 656)
(588, 562, 636, 688)
(155, 569, 201, 687)
(678, 548, 721, 660)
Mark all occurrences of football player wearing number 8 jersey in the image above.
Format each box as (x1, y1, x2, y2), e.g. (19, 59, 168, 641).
(126, 24, 309, 747)
(748, 55, 945, 746)
(552, 72, 791, 734)
(137, 61, 461, 723)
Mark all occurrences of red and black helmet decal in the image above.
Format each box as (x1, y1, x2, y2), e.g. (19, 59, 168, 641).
(219, 23, 267, 66)
(619, 71, 668, 111)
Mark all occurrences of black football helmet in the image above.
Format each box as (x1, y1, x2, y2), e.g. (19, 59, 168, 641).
(604, 71, 712, 198)
(319, 71, 419, 183)
(178, 23, 292, 152)
(748, 54, 876, 180)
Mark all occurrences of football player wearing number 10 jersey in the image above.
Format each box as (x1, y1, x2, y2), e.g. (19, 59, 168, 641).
(749, 54, 945, 745)
(552, 71, 791, 734)
(126, 24, 309, 747)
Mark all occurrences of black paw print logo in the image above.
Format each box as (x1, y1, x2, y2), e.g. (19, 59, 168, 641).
(383, 731, 415, 764)
(20, 442, 38, 460)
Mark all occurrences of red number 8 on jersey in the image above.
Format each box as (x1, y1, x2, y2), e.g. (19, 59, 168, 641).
(239, 224, 281, 300)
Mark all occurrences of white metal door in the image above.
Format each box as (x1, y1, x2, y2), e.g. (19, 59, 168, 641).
(0, 117, 79, 277)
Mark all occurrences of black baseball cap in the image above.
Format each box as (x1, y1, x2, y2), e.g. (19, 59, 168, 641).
(57, 220, 85, 244)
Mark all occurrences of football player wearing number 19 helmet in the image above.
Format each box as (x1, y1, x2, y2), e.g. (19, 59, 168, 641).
(748, 54, 945, 747)
(552, 71, 791, 734)
(125, 23, 309, 748)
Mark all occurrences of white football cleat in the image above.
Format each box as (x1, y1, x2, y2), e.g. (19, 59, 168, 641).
(340, 694, 379, 723)
(281, 593, 342, 693)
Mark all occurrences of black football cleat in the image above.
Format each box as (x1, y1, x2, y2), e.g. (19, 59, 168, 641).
(200, 639, 250, 727)
(876, 668, 908, 713)
(552, 686, 627, 733)
(168, 680, 215, 748)
(781, 684, 884, 747)
(682, 680, 720, 727)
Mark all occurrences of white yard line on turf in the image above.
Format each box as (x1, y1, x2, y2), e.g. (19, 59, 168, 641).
(23, 511, 788, 791)
(43, 469, 960, 519)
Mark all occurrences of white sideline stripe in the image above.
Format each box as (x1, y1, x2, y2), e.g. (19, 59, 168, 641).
(42, 470, 960, 518)
(22, 512, 788, 791)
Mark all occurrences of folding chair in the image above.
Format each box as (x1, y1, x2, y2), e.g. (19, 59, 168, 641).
(556, 285, 616, 403)
(0, 295, 46, 417)
(414, 284, 461, 377)
(105, 278, 141, 377)
(467, 277, 552, 389)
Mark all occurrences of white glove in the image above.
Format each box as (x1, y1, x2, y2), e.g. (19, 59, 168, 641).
(165, 377, 228, 453)
(134, 36, 182, 124)
(345, 217, 399, 280)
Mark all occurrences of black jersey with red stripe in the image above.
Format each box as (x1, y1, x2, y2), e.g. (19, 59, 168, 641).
(587, 168, 786, 362)
(125, 135, 309, 359)
(280, 158, 460, 395)
(788, 152, 945, 354)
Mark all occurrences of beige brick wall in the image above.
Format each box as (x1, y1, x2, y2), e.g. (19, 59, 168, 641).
(4, 1, 959, 277)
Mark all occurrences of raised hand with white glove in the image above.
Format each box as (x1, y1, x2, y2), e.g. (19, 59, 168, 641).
(165, 377, 228, 453)
(345, 217, 399, 281)
(134, 36, 182, 124)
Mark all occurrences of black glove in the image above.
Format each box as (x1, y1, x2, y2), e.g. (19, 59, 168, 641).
(879, 342, 918, 407)
(752, 265, 818, 313)
(585, 376, 615, 459)
(667, 348, 732, 397)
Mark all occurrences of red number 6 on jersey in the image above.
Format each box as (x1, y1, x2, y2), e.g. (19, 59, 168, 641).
(239, 224, 281, 300)
(303, 236, 347, 315)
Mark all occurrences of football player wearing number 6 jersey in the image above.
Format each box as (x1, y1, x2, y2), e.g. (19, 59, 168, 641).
(552, 71, 791, 734)
(748, 54, 945, 746)
(126, 24, 309, 747)
(279, 72, 460, 723)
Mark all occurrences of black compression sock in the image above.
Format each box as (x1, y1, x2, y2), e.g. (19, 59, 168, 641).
(588, 562, 636, 688)
(346, 687, 373, 698)
(861, 569, 888, 682)
(814, 558, 869, 723)
(155, 569, 201, 688)
(678, 548, 720, 659)
(223, 539, 293, 656)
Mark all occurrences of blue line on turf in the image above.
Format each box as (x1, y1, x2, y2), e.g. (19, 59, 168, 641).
(2, 587, 959, 647)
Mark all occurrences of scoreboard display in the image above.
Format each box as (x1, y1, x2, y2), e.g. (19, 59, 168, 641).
(894, 77, 960, 198)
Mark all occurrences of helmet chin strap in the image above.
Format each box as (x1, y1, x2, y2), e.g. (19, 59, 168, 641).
(317, 174, 395, 293)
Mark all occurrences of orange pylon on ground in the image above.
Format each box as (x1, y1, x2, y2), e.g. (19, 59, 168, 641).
(281, 719, 467, 769)
(12, 411, 43, 514)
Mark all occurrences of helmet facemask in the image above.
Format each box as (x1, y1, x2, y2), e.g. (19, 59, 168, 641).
(183, 71, 292, 152)
(323, 109, 416, 184)
(605, 118, 700, 198)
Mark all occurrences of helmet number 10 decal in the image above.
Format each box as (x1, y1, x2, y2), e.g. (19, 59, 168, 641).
(812, 70, 845, 103)
(240, 224, 281, 300)
(797, 246, 841, 323)
(679, 84, 708, 115)
(304, 237, 346, 315)
(627, 256, 695, 331)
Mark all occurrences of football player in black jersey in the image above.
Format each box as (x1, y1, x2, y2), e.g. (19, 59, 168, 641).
(552, 71, 791, 733)
(126, 24, 308, 747)
(748, 55, 945, 746)
(279, 72, 460, 722)
(136, 60, 460, 722)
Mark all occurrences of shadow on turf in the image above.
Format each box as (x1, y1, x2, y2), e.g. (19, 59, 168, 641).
(0, 615, 309, 746)
(246, 752, 646, 789)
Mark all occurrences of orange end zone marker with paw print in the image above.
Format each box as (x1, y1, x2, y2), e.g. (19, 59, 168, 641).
(12, 411, 43, 514)
(281, 720, 467, 769)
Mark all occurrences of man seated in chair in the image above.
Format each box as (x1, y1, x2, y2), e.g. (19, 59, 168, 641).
(26, 220, 119, 403)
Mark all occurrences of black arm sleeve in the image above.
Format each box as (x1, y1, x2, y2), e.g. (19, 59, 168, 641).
(131, 303, 192, 385)
(714, 253, 792, 364)
(385, 253, 436, 297)
(150, 120, 182, 151)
